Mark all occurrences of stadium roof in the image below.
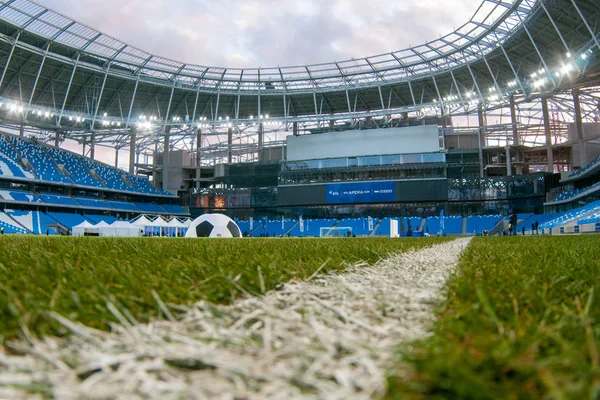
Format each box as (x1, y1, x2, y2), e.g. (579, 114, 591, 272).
(0, 0, 597, 144)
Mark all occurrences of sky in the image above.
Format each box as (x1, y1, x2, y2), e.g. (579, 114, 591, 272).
(36, 0, 480, 170)
(39, 0, 479, 68)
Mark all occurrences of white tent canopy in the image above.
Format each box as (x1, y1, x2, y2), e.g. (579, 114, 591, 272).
(72, 220, 97, 237)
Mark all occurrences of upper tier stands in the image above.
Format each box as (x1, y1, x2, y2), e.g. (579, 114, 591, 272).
(7, 136, 71, 184)
(45, 147, 105, 188)
(568, 155, 600, 180)
(0, 189, 42, 203)
(80, 158, 131, 192)
(551, 182, 600, 203)
(0, 134, 172, 197)
(75, 197, 112, 209)
(0, 136, 35, 179)
(161, 204, 186, 214)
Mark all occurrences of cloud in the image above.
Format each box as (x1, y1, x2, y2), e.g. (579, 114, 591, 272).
(39, 0, 477, 67)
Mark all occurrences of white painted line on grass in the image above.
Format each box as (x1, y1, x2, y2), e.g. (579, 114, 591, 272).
(1, 238, 472, 399)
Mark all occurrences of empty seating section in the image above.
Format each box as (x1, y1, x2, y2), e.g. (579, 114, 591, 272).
(403, 217, 423, 232)
(45, 147, 105, 188)
(288, 219, 336, 237)
(47, 212, 90, 230)
(569, 154, 600, 178)
(161, 204, 185, 214)
(4, 210, 58, 234)
(135, 202, 165, 213)
(424, 217, 440, 234)
(339, 218, 374, 236)
(7, 137, 70, 183)
(0, 211, 28, 234)
(39, 193, 80, 207)
(466, 215, 502, 234)
(442, 216, 463, 234)
(0, 189, 41, 203)
(127, 175, 161, 195)
(80, 158, 132, 192)
(539, 201, 600, 230)
(75, 197, 112, 209)
(375, 218, 395, 236)
(0, 136, 35, 179)
(552, 182, 600, 203)
(108, 201, 140, 212)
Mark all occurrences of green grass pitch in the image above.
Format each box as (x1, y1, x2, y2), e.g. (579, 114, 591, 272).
(386, 236, 600, 399)
(0, 236, 446, 339)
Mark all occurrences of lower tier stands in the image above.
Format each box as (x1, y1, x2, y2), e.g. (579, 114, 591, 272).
(288, 219, 337, 237)
(85, 214, 118, 224)
(338, 218, 376, 236)
(161, 204, 186, 214)
(539, 200, 600, 230)
(4, 210, 58, 234)
(466, 215, 502, 234)
(0, 211, 29, 234)
(135, 202, 165, 213)
(108, 201, 140, 212)
(46, 212, 90, 231)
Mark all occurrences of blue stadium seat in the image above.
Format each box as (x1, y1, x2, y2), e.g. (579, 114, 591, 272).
(108, 201, 141, 212)
(5, 210, 58, 235)
(45, 147, 106, 188)
(0, 189, 42, 203)
(85, 214, 118, 224)
(46, 212, 91, 230)
(160, 204, 185, 214)
(40, 193, 80, 207)
(75, 197, 112, 209)
(0, 135, 37, 179)
(7, 137, 71, 184)
(0, 211, 29, 234)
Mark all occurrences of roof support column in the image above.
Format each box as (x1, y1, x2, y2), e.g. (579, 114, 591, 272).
(510, 95, 522, 175)
(91, 64, 111, 130)
(506, 146, 512, 177)
(477, 104, 485, 178)
(293, 121, 298, 136)
(258, 122, 264, 163)
(152, 140, 158, 184)
(195, 129, 202, 190)
(0, 32, 20, 90)
(115, 148, 119, 168)
(227, 127, 233, 164)
(58, 53, 80, 126)
(162, 126, 171, 192)
(90, 132, 95, 160)
(573, 88, 585, 168)
(129, 127, 137, 175)
(54, 130, 61, 148)
(541, 97, 554, 173)
(27, 43, 51, 112)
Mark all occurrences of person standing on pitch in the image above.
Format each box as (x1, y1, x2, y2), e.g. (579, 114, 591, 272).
(510, 211, 518, 236)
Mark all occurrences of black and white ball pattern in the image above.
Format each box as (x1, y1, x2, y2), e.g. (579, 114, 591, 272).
(185, 214, 241, 238)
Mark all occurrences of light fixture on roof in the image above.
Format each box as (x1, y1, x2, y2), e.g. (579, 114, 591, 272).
(582, 53, 588, 60)
(566, 52, 572, 58)
(103, 112, 108, 117)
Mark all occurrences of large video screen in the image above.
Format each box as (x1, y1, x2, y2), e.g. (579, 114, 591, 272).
(287, 125, 440, 162)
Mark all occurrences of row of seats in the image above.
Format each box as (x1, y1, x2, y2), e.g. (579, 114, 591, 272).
(465, 215, 503, 234)
(552, 182, 600, 202)
(0, 134, 170, 196)
(0, 189, 185, 214)
(539, 200, 600, 230)
(569, 154, 600, 178)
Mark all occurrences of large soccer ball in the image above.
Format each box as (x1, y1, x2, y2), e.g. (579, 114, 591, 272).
(185, 214, 242, 238)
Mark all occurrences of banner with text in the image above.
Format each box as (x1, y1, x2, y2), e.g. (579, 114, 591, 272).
(326, 182, 396, 204)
